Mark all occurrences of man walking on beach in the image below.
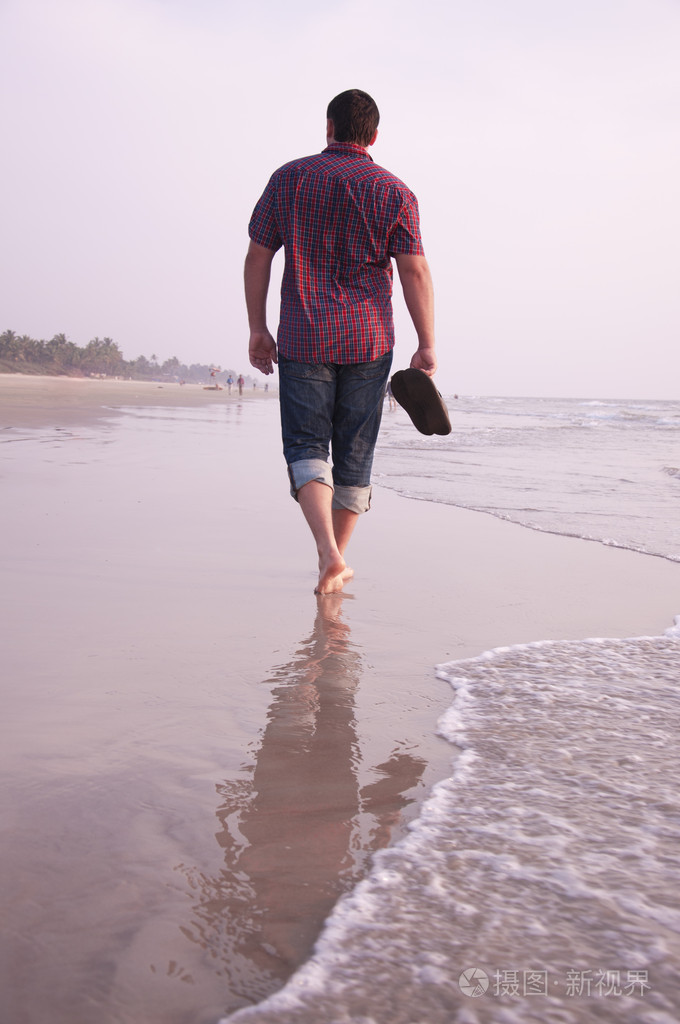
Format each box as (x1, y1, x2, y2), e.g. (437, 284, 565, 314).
(245, 89, 436, 594)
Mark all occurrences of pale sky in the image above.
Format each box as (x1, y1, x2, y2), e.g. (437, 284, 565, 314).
(2, 0, 679, 398)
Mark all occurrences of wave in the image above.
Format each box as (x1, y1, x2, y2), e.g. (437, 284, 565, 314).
(437, 396, 680, 431)
(221, 617, 680, 1024)
(375, 396, 680, 565)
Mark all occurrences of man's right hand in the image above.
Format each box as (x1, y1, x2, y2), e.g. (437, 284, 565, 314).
(249, 330, 278, 375)
(244, 240, 278, 373)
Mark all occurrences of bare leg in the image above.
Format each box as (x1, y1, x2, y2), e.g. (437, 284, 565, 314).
(297, 481, 354, 594)
(332, 507, 359, 556)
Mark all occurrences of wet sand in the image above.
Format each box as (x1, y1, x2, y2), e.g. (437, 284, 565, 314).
(1, 374, 679, 1024)
(0, 373, 270, 429)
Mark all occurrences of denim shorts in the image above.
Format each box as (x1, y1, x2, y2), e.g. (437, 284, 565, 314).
(278, 351, 393, 514)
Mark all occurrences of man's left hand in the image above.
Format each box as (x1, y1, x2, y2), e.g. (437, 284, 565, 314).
(410, 346, 437, 376)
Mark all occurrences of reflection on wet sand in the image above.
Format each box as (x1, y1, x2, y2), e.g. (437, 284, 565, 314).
(181, 595, 426, 1012)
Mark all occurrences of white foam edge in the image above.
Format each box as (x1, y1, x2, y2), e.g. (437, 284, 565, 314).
(217, 613, 680, 1022)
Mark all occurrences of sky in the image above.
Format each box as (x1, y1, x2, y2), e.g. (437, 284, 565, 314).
(2, 0, 679, 398)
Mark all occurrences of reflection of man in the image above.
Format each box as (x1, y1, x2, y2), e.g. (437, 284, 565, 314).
(185, 595, 426, 1010)
(245, 89, 437, 594)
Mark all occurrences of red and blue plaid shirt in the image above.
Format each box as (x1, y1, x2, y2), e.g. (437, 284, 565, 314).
(248, 142, 424, 363)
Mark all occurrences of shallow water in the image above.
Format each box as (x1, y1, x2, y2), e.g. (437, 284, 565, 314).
(0, 401, 456, 1023)
(217, 396, 680, 1023)
(3, 393, 680, 1023)
(222, 620, 680, 1023)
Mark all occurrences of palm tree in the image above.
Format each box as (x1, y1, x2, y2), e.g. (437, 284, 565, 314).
(131, 354, 152, 378)
(100, 337, 124, 376)
(18, 334, 42, 364)
(0, 329, 19, 359)
(161, 356, 181, 377)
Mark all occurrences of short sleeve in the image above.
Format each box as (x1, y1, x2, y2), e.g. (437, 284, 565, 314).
(387, 196, 425, 257)
(248, 177, 283, 252)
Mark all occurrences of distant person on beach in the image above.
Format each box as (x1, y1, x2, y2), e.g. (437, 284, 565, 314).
(226, 375, 233, 392)
(245, 89, 436, 594)
(237, 374, 244, 396)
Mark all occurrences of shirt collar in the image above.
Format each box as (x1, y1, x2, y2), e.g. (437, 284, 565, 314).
(323, 141, 374, 162)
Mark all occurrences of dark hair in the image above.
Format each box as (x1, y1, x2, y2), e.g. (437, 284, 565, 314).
(326, 89, 380, 147)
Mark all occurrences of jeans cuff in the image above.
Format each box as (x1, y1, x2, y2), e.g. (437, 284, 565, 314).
(332, 484, 372, 515)
(288, 459, 334, 501)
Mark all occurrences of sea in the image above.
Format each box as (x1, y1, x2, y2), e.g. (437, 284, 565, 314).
(221, 395, 680, 1024)
(375, 395, 680, 563)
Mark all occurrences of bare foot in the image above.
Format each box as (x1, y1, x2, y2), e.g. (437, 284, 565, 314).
(315, 553, 354, 595)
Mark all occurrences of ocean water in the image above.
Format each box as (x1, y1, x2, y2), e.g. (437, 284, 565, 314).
(220, 396, 680, 1024)
(374, 396, 680, 562)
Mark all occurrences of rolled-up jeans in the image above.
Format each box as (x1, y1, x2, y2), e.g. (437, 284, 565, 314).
(278, 351, 393, 515)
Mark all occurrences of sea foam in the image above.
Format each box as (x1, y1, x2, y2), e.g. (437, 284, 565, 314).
(221, 617, 680, 1023)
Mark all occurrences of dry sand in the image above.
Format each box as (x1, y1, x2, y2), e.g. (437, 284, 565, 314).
(1, 373, 678, 1024)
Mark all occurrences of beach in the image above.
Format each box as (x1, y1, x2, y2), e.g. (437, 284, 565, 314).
(0, 373, 271, 428)
(1, 375, 679, 1024)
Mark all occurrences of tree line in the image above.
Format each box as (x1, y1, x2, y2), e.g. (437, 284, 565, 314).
(0, 329, 244, 384)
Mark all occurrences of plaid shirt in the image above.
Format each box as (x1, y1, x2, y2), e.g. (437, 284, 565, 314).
(248, 142, 424, 363)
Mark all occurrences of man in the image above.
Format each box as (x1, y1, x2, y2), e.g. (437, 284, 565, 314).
(245, 89, 436, 594)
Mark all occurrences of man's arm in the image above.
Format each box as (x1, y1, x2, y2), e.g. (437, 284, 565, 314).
(393, 253, 437, 376)
(244, 240, 278, 375)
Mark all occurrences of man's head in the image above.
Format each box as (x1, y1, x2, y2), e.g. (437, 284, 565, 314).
(326, 89, 379, 148)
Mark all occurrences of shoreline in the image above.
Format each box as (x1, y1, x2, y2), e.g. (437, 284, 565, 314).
(0, 371, 276, 429)
(2, 373, 679, 1023)
(3, 372, 679, 786)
